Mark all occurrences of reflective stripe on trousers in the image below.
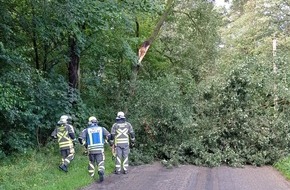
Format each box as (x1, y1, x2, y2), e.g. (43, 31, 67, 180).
(88, 153, 105, 177)
(115, 146, 130, 172)
(60, 148, 75, 166)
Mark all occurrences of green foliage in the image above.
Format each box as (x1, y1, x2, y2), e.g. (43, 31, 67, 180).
(0, 57, 88, 156)
(128, 74, 196, 165)
(129, 148, 154, 166)
(127, 55, 290, 167)
(186, 56, 290, 166)
(160, 0, 222, 82)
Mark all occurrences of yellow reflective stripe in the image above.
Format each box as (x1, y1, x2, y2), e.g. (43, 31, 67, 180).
(57, 129, 68, 137)
(58, 134, 70, 140)
(57, 129, 72, 146)
(59, 141, 73, 146)
(58, 138, 72, 144)
(59, 141, 72, 145)
(59, 142, 73, 148)
(57, 130, 68, 136)
(57, 126, 73, 147)
(59, 140, 72, 146)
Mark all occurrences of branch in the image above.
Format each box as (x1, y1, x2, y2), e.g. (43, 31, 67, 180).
(137, 0, 174, 64)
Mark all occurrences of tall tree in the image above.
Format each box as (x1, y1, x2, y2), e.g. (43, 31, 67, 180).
(129, 0, 174, 98)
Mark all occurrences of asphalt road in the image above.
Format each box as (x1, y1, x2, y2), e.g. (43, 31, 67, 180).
(80, 162, 290, 190)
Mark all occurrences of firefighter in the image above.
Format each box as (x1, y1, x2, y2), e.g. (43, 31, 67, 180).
(110, 111, 135, 174)
(79, 116, 110, 182)
(51, 115, 76, 172)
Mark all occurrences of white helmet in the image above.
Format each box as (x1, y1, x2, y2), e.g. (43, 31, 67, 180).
(59, 115, 68, 124)
(88, 116, 97, 123)
(116, 111, 125, 119)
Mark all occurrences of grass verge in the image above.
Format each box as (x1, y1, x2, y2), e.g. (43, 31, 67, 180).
(274, 155, 290, 180)
(0, 144, 115, 190)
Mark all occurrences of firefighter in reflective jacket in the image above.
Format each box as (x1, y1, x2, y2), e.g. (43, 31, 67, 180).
(51, 115, 76, 172)
(79, 116, 110, 182)
(110, 111, 135, 174)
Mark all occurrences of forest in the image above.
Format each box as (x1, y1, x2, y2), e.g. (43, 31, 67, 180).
(1, 0, 290, 168)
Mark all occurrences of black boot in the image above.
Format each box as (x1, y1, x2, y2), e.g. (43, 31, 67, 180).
(98, 171, 104, 182)
(59, 164, 68, 172)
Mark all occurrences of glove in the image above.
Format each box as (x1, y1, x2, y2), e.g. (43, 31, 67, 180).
(72, 139, 77, 146)
(130, 142, 135, 148)
(109, 140, 114, 147)
(78, 137, 83, 145)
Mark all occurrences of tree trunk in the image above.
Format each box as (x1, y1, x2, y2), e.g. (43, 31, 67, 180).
(136, 0, 174, 67)
(273, 36, 278, 114)
(130, 0, 174, 96)
(31, 4, 40, 70)
(68, 36, 80, 89)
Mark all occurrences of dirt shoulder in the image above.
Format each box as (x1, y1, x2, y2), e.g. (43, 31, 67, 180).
(80, 162, 290, 190)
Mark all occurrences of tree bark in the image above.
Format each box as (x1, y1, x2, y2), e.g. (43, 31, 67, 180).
(68, 36, 80, 89)
(31, 4, 40, 70)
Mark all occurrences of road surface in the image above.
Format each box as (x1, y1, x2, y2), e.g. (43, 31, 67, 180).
(80, 162, 290, 190)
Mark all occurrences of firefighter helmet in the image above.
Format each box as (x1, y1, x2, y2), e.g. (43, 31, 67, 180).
(117, 111, 125, 119)
(88, 116, 97, 123)
(59, 115, 68, 124)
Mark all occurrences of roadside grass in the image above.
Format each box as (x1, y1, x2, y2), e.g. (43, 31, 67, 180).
(274, 155, 290, 180)
(0, 144, 115, 190)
